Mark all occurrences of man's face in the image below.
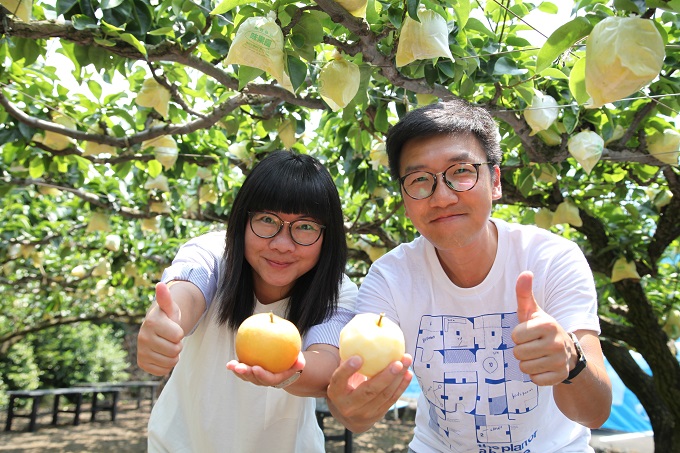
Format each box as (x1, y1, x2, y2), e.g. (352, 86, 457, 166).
(399, 133, 502, 251)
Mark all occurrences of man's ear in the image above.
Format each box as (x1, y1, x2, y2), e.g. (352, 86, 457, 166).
(491, 165, 502, 200)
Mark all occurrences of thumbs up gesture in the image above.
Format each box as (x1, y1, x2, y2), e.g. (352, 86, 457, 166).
(511, 271, 573, 386)
(137, 282, 185, 376)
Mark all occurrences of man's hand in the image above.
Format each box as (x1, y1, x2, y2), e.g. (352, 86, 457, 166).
(137, 282, 185, 376)
(511, 271, 575, 386)
(326, 354, 413, 433)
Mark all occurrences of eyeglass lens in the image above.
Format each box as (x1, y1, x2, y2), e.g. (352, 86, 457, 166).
(401, 163, 482, 199)
(250, 212, 324, 245)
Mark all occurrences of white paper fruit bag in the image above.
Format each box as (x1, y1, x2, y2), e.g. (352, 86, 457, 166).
(318, 55, 360, 111)
(396, 9, 454, 68)
(224, 12, 293, 93)
(585, 16, 665, 108)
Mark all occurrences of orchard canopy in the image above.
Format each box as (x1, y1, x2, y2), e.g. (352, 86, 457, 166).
(1, 0, 680, 449)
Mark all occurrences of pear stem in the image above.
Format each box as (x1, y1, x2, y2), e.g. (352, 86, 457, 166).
(269, 312, 274, 323)
(377, 312, 386, 327)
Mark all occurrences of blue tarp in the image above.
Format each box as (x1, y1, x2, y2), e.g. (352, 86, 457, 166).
(401, 341, 680, 433)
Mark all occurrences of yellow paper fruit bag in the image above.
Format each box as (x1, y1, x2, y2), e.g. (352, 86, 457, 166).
(610, 257, 641, 282)
(551, 200, 582, 227)
(524, 90, 559, 136)
(2, 0, 32, 22)
(142, 135, 178, 169)
(568, 131, 603, 175)
(334, 0, 367, 18)
(224, 12, 294, 93)
(648, 129, 680, 166)
(396, 9, 454, 68)
(318, 55, 361, 111)
(32, 113, 76, 151)
(135, 78, 171, 118)
(585, 16, 665, 109)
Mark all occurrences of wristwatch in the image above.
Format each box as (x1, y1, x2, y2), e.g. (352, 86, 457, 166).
(562, 332, 587, 384)
(273, 370, 303, 389)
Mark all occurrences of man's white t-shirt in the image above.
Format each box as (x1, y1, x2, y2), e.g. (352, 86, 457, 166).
(358, 218, 600, 453)
(147, 231, 357, 453)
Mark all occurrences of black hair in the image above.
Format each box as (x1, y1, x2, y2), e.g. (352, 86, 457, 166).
(385, 99, 503, 181)
(215, 150, 347, 336)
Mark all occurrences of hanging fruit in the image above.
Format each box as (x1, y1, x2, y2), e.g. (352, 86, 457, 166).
(396, 9, 454, 68)
(585, 16, 665, 108)
(568, 131, 603, 175)
(318, 54, 361, 111)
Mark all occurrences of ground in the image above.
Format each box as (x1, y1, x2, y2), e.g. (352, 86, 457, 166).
(0, 399, 652, 452)
(0, 400, 415, 453)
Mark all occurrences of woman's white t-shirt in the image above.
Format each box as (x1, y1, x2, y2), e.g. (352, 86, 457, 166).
(147, 231, 357, 453)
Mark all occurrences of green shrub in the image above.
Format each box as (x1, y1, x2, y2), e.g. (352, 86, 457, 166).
(29, 322, 130, 388)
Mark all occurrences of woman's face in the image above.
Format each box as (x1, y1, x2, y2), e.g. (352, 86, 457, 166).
(244, 211, 324, 304)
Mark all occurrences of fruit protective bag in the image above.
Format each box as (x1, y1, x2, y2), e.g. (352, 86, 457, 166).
(585, 16, 665, 109)
(224, 12, 294, 93)
(567, 130, 603, 175)
(395, 9, 454, 68)
(318, 55, 361, 111)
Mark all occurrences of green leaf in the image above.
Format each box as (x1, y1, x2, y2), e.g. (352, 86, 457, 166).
(516, 168, 535, 197)
(535, 17, 592, 73)
(493, 57, 528, 76)
(87, 80, 102, 100)
(120, 33, 147, 56)
(211, 0, 251, 15)
(538, 2, 559, 14)
(452, 0, 470, 28)
(147, 160, 162, 178)
(374, 104, 389, 133)
(568, 57, 589, 106)
(237, 66, 263, 90)
(286, 56, 307, 92)
(93, 37, 117, 47)
(56, 0, 78, 16)
(540, 67, 568, 80)
(101, 0, 125, 9)
(407, 0, 421, 21)
(29, 156, 45, 179)
(148, 27, 176, 37)
(71, 14, 99, 30)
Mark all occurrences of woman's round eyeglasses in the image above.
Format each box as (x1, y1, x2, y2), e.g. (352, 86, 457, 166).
(399, 162, 493, 200)
(248, 211, 325, 246)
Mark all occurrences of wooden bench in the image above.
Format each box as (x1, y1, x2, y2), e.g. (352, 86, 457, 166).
(75, 381, 161, 409)
(4, 386, 120, 432)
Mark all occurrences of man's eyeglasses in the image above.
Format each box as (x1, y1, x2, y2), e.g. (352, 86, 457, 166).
(248, 211, 325, 246)
(399, 162, 493, 200)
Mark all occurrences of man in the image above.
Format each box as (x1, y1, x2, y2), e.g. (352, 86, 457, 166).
(327, 99, 612, 452)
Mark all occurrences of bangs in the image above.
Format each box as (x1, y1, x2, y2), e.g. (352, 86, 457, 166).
(246, 166, 333, 224)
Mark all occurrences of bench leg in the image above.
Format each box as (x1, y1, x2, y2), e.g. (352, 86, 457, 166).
(90, 392, 99, 422)
(52, 394, 61, 425)
(28, 396, 42, 432)
(5, 395, 17, 431)
(74, 393, 84, 426)
(111, 391, 119, 421)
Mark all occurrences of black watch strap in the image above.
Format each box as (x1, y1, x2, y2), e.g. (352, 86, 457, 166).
(562, 332, 587, 384)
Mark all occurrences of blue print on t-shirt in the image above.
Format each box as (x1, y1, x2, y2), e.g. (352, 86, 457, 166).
(413, 312, 537, 447)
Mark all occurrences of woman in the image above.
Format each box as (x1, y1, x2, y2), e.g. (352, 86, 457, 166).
(137, 150, 357, 452)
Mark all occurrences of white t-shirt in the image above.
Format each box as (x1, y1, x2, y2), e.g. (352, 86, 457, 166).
(357, 218, 599, 453)
(147, 231, 357, 453)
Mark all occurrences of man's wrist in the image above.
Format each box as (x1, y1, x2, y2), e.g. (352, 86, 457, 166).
(562, 332, 587, 384)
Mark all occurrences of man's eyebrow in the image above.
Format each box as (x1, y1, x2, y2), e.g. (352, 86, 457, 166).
(402, 152, 478, 174)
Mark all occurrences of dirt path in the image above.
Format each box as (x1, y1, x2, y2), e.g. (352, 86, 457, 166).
(0, 400, 649, 452)
(0, 400, 416, 453)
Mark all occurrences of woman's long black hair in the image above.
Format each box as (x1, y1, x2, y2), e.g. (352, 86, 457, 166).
(214, 150, 347, 336)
